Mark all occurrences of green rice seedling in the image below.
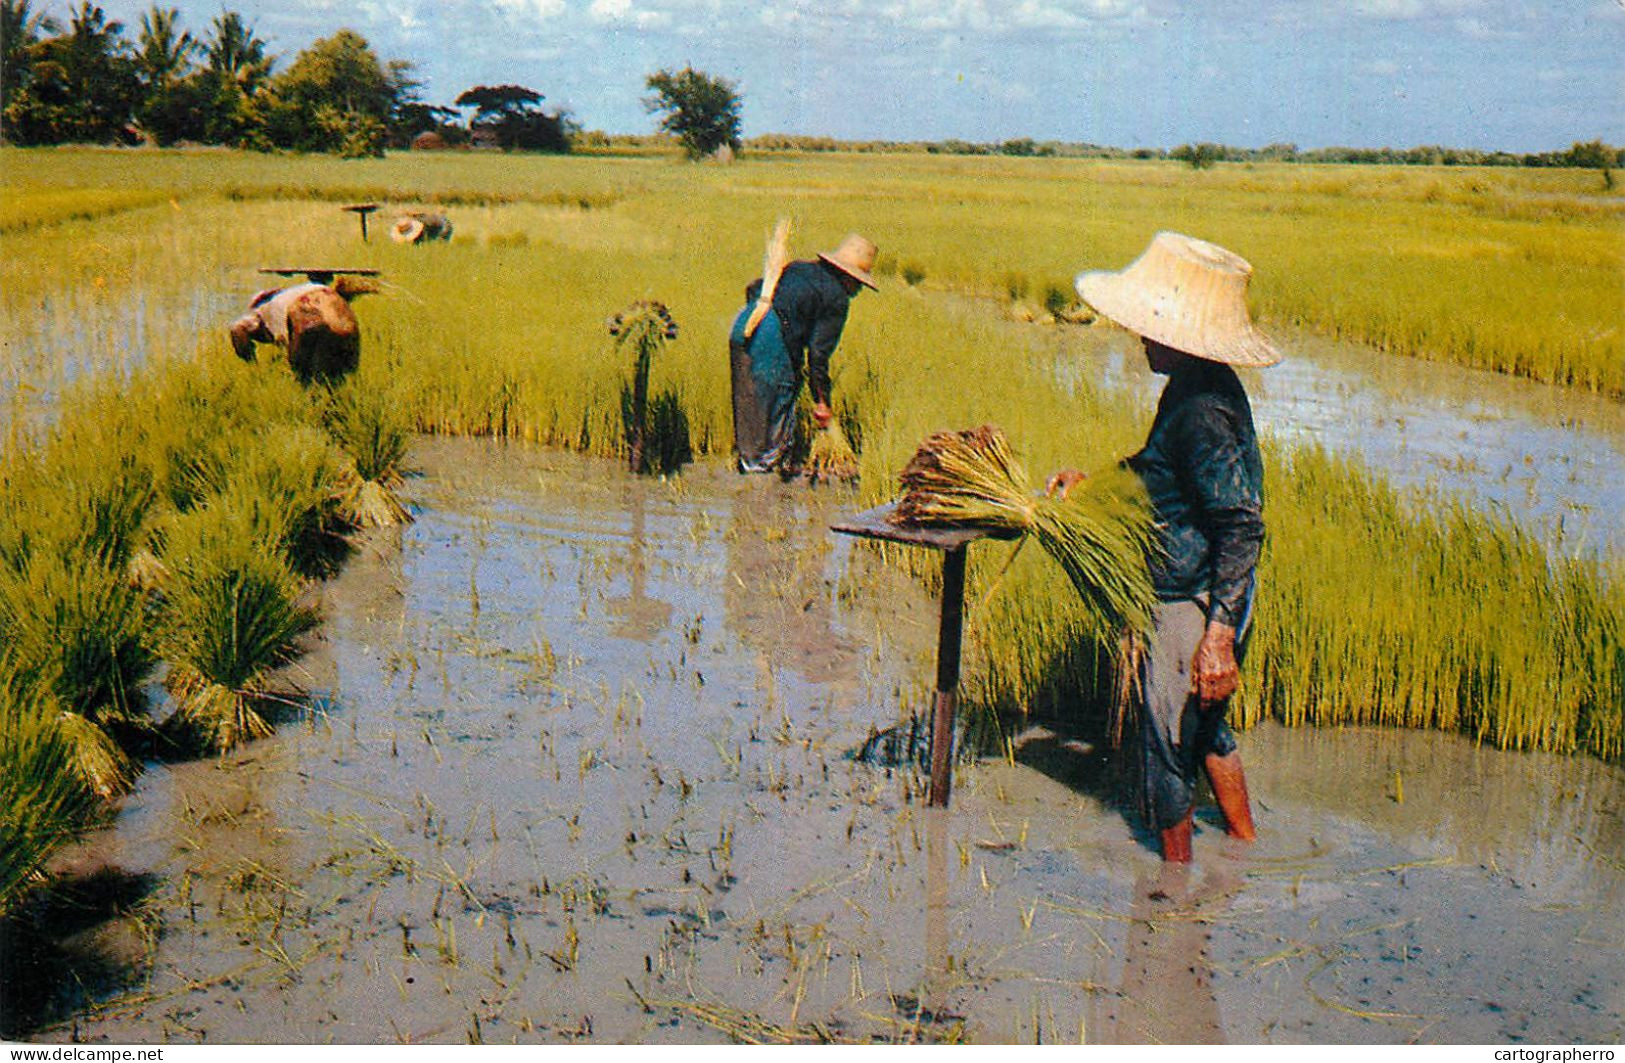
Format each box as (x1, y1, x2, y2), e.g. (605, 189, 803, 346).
(0, 548, 154, 796)
(320, 381, 414, 527)
(892, 425, 1157, 637)
(608, 301, 682, 474)
(0, 679, 105, 916)
(162, 423, 349, 578)
(153, 504, 319, 752)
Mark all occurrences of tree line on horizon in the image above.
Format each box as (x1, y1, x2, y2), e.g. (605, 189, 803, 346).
(0, 1, 587, 155)
(1, 1, 1615, 170)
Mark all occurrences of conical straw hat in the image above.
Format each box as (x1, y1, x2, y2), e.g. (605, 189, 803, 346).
(818, 234, 879, 290)
(1074, 232, 1281, 367)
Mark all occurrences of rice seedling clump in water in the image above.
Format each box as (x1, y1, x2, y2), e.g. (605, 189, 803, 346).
(322, 382, 414, 527)
(893, 425, 1157, 635)
(608, 301, 681, 474)
(0, 680, 104, 915)
(153, 505, 319, 752)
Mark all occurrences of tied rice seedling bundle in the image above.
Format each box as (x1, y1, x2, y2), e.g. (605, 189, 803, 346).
(806, 420, 860, 484)
(0, 679, 105, 916)
(892, 425, 1157, 636)
(153, 505, 319, 752)
(322, 382, 414, 528)
(0, 549, 155, 796)
(608, 301, 680, 474)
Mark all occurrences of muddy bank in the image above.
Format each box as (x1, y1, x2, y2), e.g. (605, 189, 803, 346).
(10, 439, 1622, 1044)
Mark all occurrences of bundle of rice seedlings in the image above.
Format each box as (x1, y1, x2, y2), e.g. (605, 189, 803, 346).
(0, 680, 104, 916)
(165, 423, 348, 576)
(607, 301, 680, 474)
(742, 216, 792, 339)
(0, 444, 154, 574)
(805, 420, 860, 484)
(153, 505, 319, 752)
(892, 425, 1158, 635)
(321, 382, 414, 527)
(0, 549, 154, 796)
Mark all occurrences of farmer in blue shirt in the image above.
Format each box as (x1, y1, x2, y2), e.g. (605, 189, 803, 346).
(729, 235, 877, 473)
(1050, 231, 1280, 863)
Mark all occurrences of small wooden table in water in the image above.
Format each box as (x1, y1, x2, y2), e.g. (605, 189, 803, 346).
(831, 501, 1019, 808)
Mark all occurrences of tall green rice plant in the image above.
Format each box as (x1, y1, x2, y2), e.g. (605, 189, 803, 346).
(153, 505, 318, 752)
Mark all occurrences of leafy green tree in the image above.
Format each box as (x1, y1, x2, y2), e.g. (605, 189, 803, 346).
(643, 66, 742, 160)
(192, 10, 272, 145)
(0, 0, 59, 129)
(133, 6, 201, 144)
(1563, 140, 1619, 169)
(4, 3, 140, 144)
(454, 83, 571, 152)
(256, 30, 392, 156)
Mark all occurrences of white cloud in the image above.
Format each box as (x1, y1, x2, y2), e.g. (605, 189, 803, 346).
(590, 0, 632, 16)
(491, 0, 567, 19)
(1366, 58, 1401, 76)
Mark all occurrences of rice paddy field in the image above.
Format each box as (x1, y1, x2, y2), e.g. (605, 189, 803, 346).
(1, 147, 1622, 1044)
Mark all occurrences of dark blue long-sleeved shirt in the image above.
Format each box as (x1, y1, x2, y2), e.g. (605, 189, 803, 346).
(744, 259, 853, 406)
(1126, 359, 1265, 627)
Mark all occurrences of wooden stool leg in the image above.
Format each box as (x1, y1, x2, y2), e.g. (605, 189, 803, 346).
(928, 546, 967, 808)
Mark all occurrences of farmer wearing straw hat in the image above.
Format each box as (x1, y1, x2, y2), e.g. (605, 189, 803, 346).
(1049, 231, 1278, 863)
(729, 232, 877, 474)
(391, 211, 453, 244)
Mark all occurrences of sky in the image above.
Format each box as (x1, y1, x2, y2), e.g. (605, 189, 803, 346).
(94, 0, 1623, 152)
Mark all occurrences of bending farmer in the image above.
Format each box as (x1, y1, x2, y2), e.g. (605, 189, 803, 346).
(729, 234, 877, 474)
(1051, 231, 1280, 863)
(230, 278, 370, 387)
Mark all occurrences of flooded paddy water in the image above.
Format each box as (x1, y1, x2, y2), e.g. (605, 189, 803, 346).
(11, 438, 1622, 1045)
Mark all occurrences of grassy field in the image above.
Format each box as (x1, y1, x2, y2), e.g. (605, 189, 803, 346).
(1, 148, 1621, 913)
(5, 147, 1620, 394)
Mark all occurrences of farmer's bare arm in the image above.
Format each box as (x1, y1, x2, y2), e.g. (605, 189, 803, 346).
(1045, 468, 1087, 500)
(1192, 620, 1239, 703)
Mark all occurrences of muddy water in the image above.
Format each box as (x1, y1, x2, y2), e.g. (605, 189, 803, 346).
(18, 439, 1624, 1045)
(1076, 325, 1625, 557)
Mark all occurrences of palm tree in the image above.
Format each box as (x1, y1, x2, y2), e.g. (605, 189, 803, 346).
(0, 0, 60, 113)
(205, 10, 272, 95)
(135, 6, 197, 88)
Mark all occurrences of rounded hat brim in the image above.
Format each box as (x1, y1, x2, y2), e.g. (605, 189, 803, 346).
(818, 252, 878, 291)
(391, 218, 426, 244)
(1075, 268, 1282, 368)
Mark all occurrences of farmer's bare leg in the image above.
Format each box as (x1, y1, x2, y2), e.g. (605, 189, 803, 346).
(1203, 750, 1256, 841)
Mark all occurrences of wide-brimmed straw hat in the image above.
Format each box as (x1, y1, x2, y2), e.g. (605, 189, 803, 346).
(390, 215, 426, 244)
(1074, 231, 1281, 367)
(819, 234, 879, 291)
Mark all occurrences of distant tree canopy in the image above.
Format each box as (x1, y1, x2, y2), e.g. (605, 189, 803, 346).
(255, 30, 395, 156)
(643, 66, 742, 160)
(454, 83, 572, 152)
(4, 2, 139, 144)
